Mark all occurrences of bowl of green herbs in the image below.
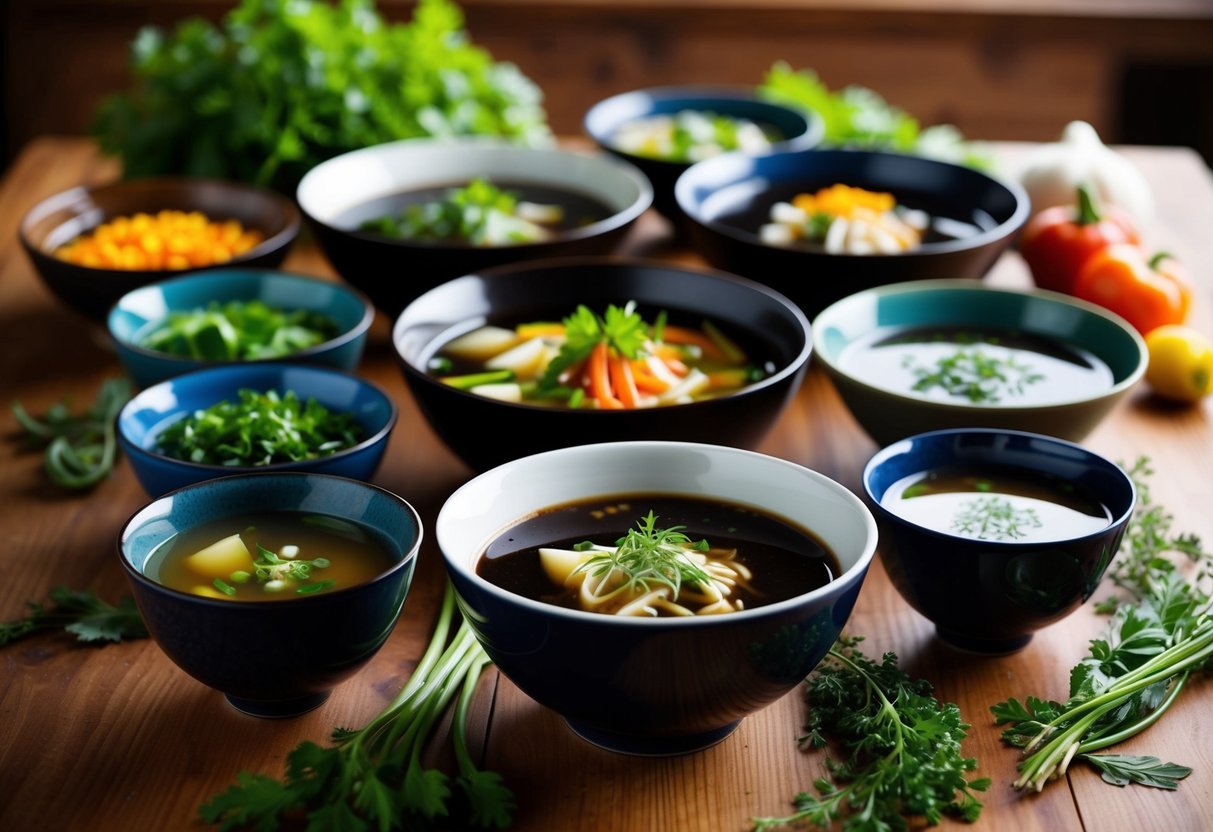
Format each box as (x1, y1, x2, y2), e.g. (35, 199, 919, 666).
(108, 269, 375, 387)
(117, 363, 397, 496)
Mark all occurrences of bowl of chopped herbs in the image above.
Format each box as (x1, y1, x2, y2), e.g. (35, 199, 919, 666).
(108, 268, 375, 387)
(117, 363, 397, 496)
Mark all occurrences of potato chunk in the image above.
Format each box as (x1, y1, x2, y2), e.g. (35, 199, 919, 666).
(184, 533, 254, 578)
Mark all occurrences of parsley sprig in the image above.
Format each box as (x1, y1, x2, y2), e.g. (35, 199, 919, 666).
(1, 586, 147, 646)
(754, 636, 988, 830)
(992, 458, 1212, 791)
(572, 511, 712, 601)
(538, 301, 659, 390)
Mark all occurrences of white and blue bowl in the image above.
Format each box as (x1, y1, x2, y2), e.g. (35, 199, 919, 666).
(436, 440, 878, 756)
(118, 472, 422, 717)
(108, 268, 375, 388)
(118, 363, 397, 497)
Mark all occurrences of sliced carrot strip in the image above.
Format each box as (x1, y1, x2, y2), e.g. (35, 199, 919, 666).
(588, 341, 623, 409)
(631, 359, 669, 393)
(660, 325, 728, 360)
(609, 352, 640, 408)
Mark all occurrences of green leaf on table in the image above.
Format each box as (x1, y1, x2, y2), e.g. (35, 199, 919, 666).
(1082, 754, 1193, 789)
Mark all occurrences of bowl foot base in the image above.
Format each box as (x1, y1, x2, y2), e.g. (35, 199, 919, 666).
(225, 690, 331, 719)
(936, 626, 1032, 655)
(564, 718, 741, 756)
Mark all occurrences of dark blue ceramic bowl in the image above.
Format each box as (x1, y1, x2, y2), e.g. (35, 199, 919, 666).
(108, 268, 375, 388)
(675, 148, 1030, 318)
(863, 429, 1136, 654)
(118, 363, 397, 497)
(437, 441, 878, 755)
(585, 85, 823, 222)
(118, 472, 422, 717)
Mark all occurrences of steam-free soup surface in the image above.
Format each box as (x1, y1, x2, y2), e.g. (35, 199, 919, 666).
(882, 466, 1112, 543)
(147, 511, 396, 601)
(478, 495, 838, 615)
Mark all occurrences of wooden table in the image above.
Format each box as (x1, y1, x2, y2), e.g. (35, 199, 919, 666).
(1, 137, 1210, 832)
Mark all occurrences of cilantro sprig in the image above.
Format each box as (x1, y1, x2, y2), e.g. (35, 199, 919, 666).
(538, 301, 658, 390)
(1, 586, 147, 646)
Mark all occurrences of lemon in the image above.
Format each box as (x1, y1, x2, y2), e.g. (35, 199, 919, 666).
(1144, 324, 1213, 403)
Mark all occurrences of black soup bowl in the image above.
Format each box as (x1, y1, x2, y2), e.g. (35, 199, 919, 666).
(119, 472, 422, 717)
(675, 148, 1029, 318)
(436, 440, 879, 755)
(863, 429, 1136, 654)
(391, 257, 813, 472)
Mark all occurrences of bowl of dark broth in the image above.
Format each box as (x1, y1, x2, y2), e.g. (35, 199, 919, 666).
(296, 138, 652, 316)
(436, 440, 878, 756)
(864, 429, 1136, 654)
(812, 280, 1148, 446)
(119, 473, 421, 717)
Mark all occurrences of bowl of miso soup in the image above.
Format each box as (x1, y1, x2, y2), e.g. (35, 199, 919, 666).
(436, 440, 878, 756)
(296, 137, 653, 316)
(812, 280, 1148, 446)
(864, 428, 1136, 654)
(119, 472, 421, 717)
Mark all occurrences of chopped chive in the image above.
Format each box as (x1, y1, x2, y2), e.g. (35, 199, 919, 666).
(440, 369, 515, 390)
(213, 578, 237, 596)
(296, 580, 336, 595)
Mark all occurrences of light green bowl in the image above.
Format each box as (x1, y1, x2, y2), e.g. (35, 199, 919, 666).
(812, 280, 1148, 446)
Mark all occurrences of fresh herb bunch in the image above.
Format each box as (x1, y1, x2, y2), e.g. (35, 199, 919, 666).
(360, 177, 555, 246)
(200, 582, 514, 831)
(572, 511, 712, 600)
(991, 457, 1212, 792)
(754, 636, 988, 831)
(538, 301, 659, 390)
(905, 348, 1044, 403)
(1, 586, 147, 646)
(12, 377, 133, 490)
(153, 388, 364, 467)
(139, 299, 340, 361)
(758, 62, 993, 170)
(93, 0, 551, 193)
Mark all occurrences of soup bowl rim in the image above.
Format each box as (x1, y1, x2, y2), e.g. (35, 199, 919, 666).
(437, 439, 879, 626)
(812, 278, 1149, 411)
(118, 470, 423, 607)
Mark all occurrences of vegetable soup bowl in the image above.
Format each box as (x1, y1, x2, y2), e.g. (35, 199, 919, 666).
(20, 177, 300, 321)
(108, 268, 375, 388)
(296, 137, 653, 317)
(584, 85, 823, 222)
(118, 363, 397, 497)
(391, 257, 813, 472)
(437, 440, 879, 755)
(675, 148, 1030, 318)
(811, 280, 1148, 447)
(119, 472, 421, 718)
(864, 429, 1136, 653)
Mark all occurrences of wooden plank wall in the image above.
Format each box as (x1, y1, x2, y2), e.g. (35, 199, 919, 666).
(4, 0, 1212, 166)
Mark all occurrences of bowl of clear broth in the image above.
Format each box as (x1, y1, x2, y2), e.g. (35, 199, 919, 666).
(863, 428, 1136, 654)
(391, 257, 813, 472)
(812, 279, 1148, 446)
(436, 440, 878, 755)
(296, 137, 652, 317)
(119, 472, 421, 717)
(675, 148, 1029, 318)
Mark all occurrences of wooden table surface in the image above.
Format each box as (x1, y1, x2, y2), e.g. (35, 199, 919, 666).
(1, 137, 1210, 832)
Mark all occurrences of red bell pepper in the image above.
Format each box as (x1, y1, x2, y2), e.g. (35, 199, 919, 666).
(1019, 185, 1140, 295)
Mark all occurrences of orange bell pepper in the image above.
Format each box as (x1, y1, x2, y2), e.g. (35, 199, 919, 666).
(1072, 247, 1191, 335)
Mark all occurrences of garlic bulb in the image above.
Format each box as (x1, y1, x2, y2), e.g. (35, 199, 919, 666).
(1018, 121, 1154, 225)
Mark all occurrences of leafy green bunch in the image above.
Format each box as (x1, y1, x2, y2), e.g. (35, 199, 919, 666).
(93, 0, 552, 192)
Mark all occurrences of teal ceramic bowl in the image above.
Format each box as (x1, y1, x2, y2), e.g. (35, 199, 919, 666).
(812, 280, 1148, 446)
(108, 268, 375, 388)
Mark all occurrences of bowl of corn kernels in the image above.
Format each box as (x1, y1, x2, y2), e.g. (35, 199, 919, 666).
(19, 177, 300, 321)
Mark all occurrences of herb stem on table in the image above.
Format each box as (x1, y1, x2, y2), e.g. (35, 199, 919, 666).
(0, 586, 147, 646)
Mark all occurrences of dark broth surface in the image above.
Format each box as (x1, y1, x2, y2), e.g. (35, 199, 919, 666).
(147, 511, 396, 602)
(337, 181, 613, 241)
(882, 466, 1112, 543)
(478, 495, 839, 613)
(839, 324, 1115, 405)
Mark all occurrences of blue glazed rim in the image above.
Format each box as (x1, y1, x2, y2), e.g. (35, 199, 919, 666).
(106, 268, 375, 369)
(118, 471, 423, 607)
(862, 427, 1138, 548)
(674, 147, 1030, 256)
(117, 363, 398, 477)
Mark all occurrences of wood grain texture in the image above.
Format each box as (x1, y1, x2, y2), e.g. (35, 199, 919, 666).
(0, 138, 1211, 832)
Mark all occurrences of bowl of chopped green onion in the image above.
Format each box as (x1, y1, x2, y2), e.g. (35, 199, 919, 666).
(107, 268, 375, 388)
(117, 363, 397, 496)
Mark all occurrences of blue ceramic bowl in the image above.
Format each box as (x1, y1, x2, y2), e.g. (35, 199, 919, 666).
(108, 268, 375, 388)
(118, 363, 397, 497)
(118, 472, 422, 717)
(675, 148, 1029, 318)
(437, 441, 878, 756)
(812, 279, 1148, 446)
(585, 85, 823, 222)
(864, 429, 1136, 654)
